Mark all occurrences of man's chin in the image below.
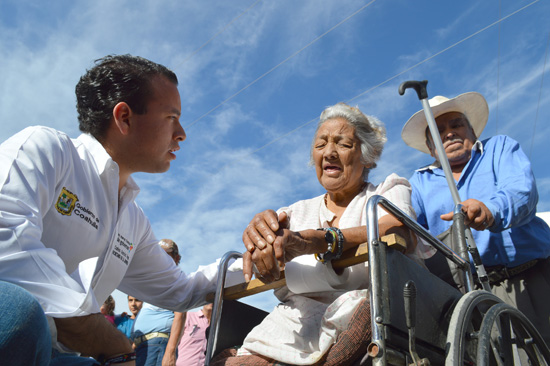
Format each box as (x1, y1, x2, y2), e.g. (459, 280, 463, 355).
(147, 163, 171, 174)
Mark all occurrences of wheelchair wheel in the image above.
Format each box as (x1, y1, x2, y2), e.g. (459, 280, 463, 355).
(445, 290, 502, 365)
(476, 302, 550, 366)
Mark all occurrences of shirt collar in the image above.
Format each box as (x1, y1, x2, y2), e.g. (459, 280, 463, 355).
(76, 133, 140, 193)
(318, 183, 368, 227)
(77, 134, 111, 172)
(416, 139, 484, 172)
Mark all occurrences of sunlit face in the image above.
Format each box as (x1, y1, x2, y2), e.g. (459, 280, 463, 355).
(127, 296, 143, 317)
(126, 75, 186, 174)
(312, 118, 366, 197)
(427, 112, 477, 169)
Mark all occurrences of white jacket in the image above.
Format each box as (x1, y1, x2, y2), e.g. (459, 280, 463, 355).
(0, 126, 227, 327)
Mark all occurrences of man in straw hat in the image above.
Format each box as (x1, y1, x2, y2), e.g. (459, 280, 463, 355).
(402, 91, 550, 344)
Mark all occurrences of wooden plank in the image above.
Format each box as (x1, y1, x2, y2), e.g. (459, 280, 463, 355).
(206, 233, 406, 302)
(332, 233, 405, 270)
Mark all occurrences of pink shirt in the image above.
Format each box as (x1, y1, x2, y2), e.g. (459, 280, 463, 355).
(176, 310, 209, 366)
(103, 314, 115, 325)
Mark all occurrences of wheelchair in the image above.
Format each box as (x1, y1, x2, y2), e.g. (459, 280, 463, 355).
(205, 195, 550, 365)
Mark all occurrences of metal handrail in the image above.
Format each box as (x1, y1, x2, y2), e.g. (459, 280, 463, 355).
(205, 250, 243, 366)
(367, 195, 470, 268)
(366, 194, 472, 366)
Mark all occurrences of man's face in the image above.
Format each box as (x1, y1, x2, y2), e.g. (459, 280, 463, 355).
(427, 112, 477, 170)
(126, 75, 186, 174)
(128, 296, 143, 317)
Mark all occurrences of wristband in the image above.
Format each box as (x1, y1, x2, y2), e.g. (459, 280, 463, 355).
(99, 352, 137, 365)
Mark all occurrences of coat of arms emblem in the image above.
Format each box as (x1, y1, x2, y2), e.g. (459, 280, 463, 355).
(56, 187, 78, 216)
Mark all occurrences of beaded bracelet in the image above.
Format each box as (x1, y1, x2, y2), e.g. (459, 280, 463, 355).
(99, 352, 137, 365)
(315, 227, 344, 263)
(330, 227, 344, 260)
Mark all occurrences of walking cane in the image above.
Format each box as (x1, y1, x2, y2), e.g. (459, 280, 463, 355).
(399, 80, 491, 292)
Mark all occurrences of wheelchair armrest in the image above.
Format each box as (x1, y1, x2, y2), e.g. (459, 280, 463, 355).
(207, 234, 406, 302)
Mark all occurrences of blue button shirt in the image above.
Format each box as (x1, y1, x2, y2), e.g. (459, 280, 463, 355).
(410, 135, 550, 267)
(115, 315, 135, 339)
(132, 302, 174, 338)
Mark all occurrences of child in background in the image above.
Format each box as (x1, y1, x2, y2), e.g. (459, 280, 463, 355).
(101, 295, 116, 325)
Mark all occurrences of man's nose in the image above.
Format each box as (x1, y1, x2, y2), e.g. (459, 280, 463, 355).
(442, 129, 455, 141)
(175, 122, 186, 142)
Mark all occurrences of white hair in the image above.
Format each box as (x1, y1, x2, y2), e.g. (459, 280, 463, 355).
(310, 102, 387, 179)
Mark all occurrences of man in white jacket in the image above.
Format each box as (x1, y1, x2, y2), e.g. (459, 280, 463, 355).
(0, 55, 227, 365)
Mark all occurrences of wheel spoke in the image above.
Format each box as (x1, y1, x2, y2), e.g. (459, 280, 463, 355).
(476, 302, 550, 365)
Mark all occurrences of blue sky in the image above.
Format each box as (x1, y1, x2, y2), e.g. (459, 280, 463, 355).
(1, 0, 549, 313)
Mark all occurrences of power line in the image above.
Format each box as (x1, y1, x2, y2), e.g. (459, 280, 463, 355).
(529, 31, 550, 159)
(495, 0, 502, 135)
(159, 0, 541, 201)
(185, 0, 378, 129)
(215, 0, 541, 172)
(174, 0, 263, 69)
(348, 0, 539, 104)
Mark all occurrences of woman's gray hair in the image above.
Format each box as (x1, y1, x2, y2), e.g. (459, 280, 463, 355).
(310, 102, 387, 179)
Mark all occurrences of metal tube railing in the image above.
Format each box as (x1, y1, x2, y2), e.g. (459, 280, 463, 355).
(205, 251, 242, 366)
(366, 194, 472, 366)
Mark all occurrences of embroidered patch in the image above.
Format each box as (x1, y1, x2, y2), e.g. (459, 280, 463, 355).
(55, 187, 78, 216)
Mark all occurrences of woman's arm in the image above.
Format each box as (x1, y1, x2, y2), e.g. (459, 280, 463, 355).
(243, 213, 415, 283)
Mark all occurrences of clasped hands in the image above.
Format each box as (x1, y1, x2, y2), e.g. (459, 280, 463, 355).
(242, 210, 313, 283)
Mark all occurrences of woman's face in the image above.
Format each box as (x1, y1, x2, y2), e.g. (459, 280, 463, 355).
(312, 118, 366, 197)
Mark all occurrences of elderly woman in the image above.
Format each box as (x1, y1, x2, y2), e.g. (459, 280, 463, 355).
(215, 103, 434, 366)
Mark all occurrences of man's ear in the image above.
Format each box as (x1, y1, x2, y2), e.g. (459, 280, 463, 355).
(112, 102, 132, 135)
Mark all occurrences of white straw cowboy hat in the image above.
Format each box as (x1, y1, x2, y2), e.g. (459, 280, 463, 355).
(401, 92, 489, 154)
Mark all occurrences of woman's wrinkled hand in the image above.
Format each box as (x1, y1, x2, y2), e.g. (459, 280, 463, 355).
(242, 210, 286, 282)
(242, 210, 314, 283)
(242, 227, 311, 283)
(242, 241, 279, 283)
(242, 210, 288, 251)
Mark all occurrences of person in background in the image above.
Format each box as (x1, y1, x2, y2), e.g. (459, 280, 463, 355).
(101, 295, 116, 325)
(133, 239, 186, 366)
(176, 303, 213, 366)
(401, 91, 550, 344)
(116, 295, 144, 341)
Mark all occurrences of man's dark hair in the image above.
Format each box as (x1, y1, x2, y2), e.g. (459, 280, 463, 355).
(75, 54, 178, 141)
